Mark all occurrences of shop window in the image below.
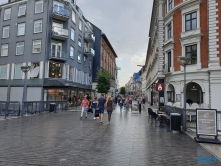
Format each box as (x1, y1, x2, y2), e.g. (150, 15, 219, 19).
(49, 61, 64, 78)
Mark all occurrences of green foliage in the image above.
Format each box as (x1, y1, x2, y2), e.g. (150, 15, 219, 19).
(96, 70, 112, 94)
(120, 87, 126, 95)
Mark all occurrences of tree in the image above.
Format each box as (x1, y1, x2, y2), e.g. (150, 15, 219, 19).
(96, 70, 112, 94)
(120, 87, 126, 95)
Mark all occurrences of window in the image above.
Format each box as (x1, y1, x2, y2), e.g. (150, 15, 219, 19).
(84, 56, 87, 66)
(69, 66, 73, 81)
(71, 28, 75, 41)
(51, 42, 62, 58)
(2, 26, 10, 38)
(14, 63, 23, 79)
(49, 61, 64, 78)
(89, 60, 91, 69)
(78, 35, 82, 47)
(0, 65, 7, 79)
(72, 11, 76, 23)
(4, 8, 11, 20)
(30, 62, 40, 78)
(167, 23, 171, 39)
(185, 45, 197, 64)
(168, 51, 171, 72)
(79, 20, 82, 31)
(17, 23, 25, 36)
(185, 12, 197, 31)
(18, 4, 26, 17)
(1, 44, 8, 57)
(32, 40, 41, 53)
(16, 42, 24, 55)
(34, 20, 42, 33)
(70, 46, 74, 59)
(35, 0, 43, 14)
(78, 52, 81, 63)
(168, 0, 173, 11)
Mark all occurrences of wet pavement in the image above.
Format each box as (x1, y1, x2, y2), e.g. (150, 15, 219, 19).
(0, 106, 220, 166)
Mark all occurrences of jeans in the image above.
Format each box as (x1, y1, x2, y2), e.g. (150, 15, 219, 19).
(120, 105, 123, 111)
(92, 108, 96, 117)
(107, 111, 112, 122)
(81, 107, 88, 117)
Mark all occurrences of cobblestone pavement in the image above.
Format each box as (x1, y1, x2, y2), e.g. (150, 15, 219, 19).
(0, 106, 220, 166)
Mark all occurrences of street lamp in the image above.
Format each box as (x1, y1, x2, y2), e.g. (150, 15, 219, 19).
(177, 56, 190, 131)
(21, 66, 31, 116)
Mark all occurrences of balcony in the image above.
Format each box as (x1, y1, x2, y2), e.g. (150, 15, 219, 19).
(84, 32, 95, 43)
(49, 49, 68, 61)
(51, 27, 68, 41)
(84, 46, 95, 57)
(52, 6, 70, 21)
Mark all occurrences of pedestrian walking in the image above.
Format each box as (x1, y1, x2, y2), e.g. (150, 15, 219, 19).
(106, 96, 113, 125)
(97, 93, 106, 124)
(91, 95, 98, 119)
(119, 97, 124, 113)
(80, 96, 89, 120)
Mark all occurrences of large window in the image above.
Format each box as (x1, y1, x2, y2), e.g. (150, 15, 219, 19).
(18, 4, 26, 17)
(168, 0, 173, 11)
(17, 23, 25, 36)
(185, 12, 197, 31)
(78, 35, 82, 47)
(34, 20, 42, 33)
(1, 44, 8, 57)
(78, 52, 81, 63)
(35, 0, 43, 14)
(14, 63, 23, 79)
(0, 65, 7, 79)
(32, 40, 41, 53)
(70, 46, 74, 59)
(16, 42, 24, 55)
(49, 62, 64, 78)
(167, 23, 171, 39)
(168, 51, 171, 72)
(69, 66, 73, 81)
(72, 11, 76, 23)
(71, 28, 75, 41)
(79, 20, 82, 31)
(186, 44, 197, 64)
(30, 62, 40, 78)
(2, 26, 10, 38)
(4, 8, 11, 20)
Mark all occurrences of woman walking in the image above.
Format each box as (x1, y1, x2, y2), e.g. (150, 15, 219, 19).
(91, 95, 98, 119)
(80, 96, 89, 120)
(119, 97, 124, 113)
(106, 96, 113, 125)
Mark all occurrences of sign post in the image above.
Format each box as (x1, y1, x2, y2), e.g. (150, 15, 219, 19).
(195, 109, 221, 144)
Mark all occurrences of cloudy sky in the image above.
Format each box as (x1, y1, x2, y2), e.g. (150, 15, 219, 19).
(0, 0, 153, 87)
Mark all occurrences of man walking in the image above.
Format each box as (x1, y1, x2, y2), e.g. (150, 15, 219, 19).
(97, 94, 106, 124)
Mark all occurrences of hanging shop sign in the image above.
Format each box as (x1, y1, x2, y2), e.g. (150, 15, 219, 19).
(155, 83, 164, 91)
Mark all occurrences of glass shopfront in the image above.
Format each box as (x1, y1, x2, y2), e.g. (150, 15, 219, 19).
(49, 61, 64, 78)
(45, 89, 68, 101)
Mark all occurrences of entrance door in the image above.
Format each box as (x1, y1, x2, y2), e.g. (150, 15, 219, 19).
(51, 42, 62, 58)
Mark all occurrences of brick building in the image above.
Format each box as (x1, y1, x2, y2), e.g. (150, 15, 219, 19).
(145, 0, 221, 110)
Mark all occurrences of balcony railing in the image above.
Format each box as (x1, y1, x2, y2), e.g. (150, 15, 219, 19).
(164, 63, 171, 74)
(84, 32, 95, 43)
(52, 6, 70, 21)
(51, 27, 68, 41)
(84, 47, 95, 57)
(49, 49, 68, 61)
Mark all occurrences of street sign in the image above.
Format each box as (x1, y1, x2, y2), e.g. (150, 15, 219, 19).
(155, 83, 164, 91)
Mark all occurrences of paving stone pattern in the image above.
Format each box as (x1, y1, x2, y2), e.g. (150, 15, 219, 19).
(0, 107, 220, 166)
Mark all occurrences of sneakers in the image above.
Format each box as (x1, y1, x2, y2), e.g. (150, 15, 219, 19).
(93, 117, 96, 120)
(100, 122, 103, 124)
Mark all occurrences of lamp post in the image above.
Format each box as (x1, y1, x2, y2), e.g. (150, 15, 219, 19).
(21, 66, 31, 116)
(177, 56, 190, 131)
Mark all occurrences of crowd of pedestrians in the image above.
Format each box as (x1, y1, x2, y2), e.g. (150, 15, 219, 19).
(79, 94, 147, 125)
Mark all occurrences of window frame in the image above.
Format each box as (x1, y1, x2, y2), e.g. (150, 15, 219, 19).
(17, 23, 26, 36)
(78, 52, 81, 63)
(16, 41, 25, 55)
(78, 35, 82, 47)
(1, 44, 9, 57)
(185, 12, 197, 32)
(4, 8, 11, 21)
(32, 39, 41, 53)
(168, 0, 173, 11)
(185, 44, 197, 65)
(167, 23, 171, 39)
(0, 65, 7, 79)
(72, 10, 76, 23)
(83, 55, 87, 66)
(34, 20, 43, 33)
(18, 4, 26, 17)
(79, 19, 82, 31)
(167, 51, 171, 72)
(14, 63, 23, 79)
(70, 46, 74, 59)
(2, 26, 10, 38)
(35, 0, 43, 14)
(71, 28, 75, 41)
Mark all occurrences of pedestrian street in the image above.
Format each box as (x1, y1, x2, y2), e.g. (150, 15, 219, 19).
(0, 105, 220, 166)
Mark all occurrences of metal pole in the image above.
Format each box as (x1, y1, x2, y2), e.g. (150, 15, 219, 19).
(22, 72, 28, 116)
(183, 65, 187, 131)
